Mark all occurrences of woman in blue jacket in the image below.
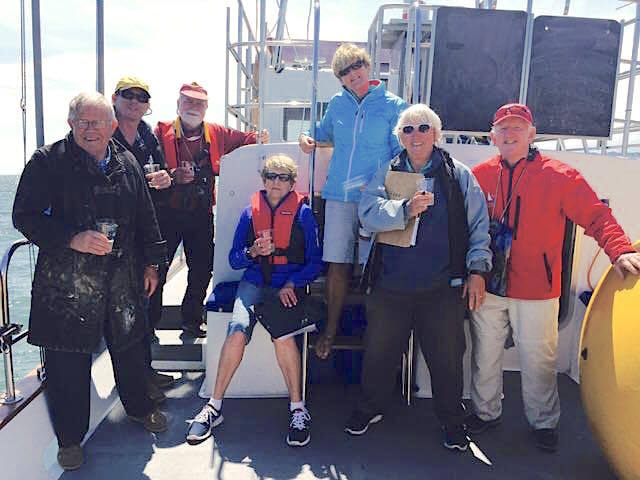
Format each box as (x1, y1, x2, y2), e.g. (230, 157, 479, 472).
(347, 104, 491, 452)
(299, 43, 407, 358)
(186, 154, 322, 448)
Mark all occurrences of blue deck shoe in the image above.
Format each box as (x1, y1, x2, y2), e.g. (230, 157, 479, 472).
(186, 403, 224, 445)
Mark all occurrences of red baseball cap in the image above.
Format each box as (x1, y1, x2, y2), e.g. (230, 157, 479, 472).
(493, 103, 534, 126)
(179, 82, 208, 101)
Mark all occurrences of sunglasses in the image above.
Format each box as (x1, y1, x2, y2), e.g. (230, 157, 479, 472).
(338, 59, 365, 77)
(401, 124, 431, 134)
(119, 89, 150, 103)
(74, 119, 111, 130)
(264, 172, 293, 182)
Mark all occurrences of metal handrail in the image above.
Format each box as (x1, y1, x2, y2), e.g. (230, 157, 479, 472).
(0, 239, 32, 405)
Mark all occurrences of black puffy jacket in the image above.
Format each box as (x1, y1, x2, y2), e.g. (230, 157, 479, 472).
(13, 133, 166, 353)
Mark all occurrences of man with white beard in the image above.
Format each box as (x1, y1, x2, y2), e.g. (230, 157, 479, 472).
(155, 82, 269, 338)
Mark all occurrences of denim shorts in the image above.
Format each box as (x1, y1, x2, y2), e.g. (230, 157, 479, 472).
(323, 200, 370, 265)
(226, 281, 262, 343)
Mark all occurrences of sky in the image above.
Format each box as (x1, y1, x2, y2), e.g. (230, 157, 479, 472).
(0, 0, 638, 174)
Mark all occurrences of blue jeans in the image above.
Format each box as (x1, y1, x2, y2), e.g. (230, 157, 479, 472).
(226, 281, 262, 343)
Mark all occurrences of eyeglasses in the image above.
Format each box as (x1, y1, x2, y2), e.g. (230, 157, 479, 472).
(401, 124, 431, 134)
(119, 89, 150, 103)
(74, 119, 111, 130)
(181, 97, 207, 107)
(264, 172, 293, 182)
(338, 59, 365, 77)
(494, 125, 527, 134)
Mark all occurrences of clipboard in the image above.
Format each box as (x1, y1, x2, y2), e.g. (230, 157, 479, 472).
(376, 171, 424, 248)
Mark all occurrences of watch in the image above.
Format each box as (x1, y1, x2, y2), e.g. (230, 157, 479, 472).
(147, 264, 159, 271)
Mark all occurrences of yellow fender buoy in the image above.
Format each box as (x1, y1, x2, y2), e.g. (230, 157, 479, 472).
(579, 241, 640, 480)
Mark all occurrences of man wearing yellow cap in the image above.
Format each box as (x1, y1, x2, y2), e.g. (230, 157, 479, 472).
(111, 76, 175, 403)
(155, 82, 270, 338)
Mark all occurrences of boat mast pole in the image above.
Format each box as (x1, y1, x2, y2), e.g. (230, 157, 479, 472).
(413, 2, 421, 103)
(309, 0, 320, 204)
(258, 0, 266, 138)
(96, 0, 104, 93)
(303, 0, 320, 404)
(31, 0, 44, 148)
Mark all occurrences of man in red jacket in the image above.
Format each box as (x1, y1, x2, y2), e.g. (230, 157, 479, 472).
(154, 82, 269, 338)
(468, 103, 640, 452)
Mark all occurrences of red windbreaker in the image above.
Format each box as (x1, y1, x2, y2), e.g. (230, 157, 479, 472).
(472, 151, 634, 299)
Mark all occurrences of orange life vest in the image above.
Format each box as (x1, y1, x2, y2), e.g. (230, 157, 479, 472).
(250, 190, 307, 265)
(156, 118, 221, 173)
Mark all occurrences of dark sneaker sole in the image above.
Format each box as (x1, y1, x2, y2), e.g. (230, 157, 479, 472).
(344, 414, 383, 436)
(58, 460, 83, 471)
(186, 415, 224, 445)
(534, 439, 558, 453)
(466, 417, 502, 435)
(128, 414, 168, 433)
(535, 443, 558, 453)
(286, 434, 311, 447)
(58, 455, 83, 471)
(443, 442, 468, 452)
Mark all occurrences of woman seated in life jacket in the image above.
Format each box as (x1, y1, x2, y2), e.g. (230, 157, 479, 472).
(186, 154, 322, 448)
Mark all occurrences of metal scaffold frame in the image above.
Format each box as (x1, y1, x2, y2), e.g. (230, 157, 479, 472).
(612, 1, 640, 155)
(224, 0, 318, 135)
(367, 1, 640, 155)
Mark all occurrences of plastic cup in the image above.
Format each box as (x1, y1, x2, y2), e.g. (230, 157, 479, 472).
(143, 163, 160, 188)
(258, 229, 274, 254)
(143, 163, 160, 174)
(95, 219, 118, 248)
(417, 177, 435, 206)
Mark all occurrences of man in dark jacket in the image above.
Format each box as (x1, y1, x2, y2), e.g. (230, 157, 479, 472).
(12, 92, 169, 471)
(112, 76, 175, 402)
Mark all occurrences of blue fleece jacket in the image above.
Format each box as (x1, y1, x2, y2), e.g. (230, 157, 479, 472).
(359, 149, 492, 287)
(228, 196, 323, 288)
(310, 80, 407, 203)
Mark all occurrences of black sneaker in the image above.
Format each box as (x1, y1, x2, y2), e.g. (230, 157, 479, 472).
(186, 403, 224, 445)
(344, 410, 383, 436)
(147, 381, 167, 404)
(443, 424, 469, 451)
(465, 413, 502, 434)
(287, 408, 311, 447)
(182, 323, 207, 339)
(534, 428, 558, 452)
(149, 371, 175, 388)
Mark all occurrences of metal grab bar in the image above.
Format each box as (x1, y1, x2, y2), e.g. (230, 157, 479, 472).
(0, 238, 32, 405)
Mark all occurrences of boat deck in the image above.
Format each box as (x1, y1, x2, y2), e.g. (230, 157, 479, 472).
(60, 371, 615, 479)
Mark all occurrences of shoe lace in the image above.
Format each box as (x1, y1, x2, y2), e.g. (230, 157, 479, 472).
(193, 404, 215, 424)
(290, 409, 310, 431)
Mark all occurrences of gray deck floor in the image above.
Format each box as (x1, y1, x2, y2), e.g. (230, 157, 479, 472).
(62, 371, 616, 480)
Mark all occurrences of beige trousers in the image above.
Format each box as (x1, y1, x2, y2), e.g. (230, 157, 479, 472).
(470, 293, 561, 429)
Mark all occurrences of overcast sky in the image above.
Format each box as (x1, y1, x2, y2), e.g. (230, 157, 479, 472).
(0, 0, 636, 174)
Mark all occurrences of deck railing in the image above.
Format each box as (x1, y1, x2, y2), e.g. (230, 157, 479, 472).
(0, 239, 33, 405)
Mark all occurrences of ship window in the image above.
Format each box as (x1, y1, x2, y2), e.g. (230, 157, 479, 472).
(283, 102, 328, 142)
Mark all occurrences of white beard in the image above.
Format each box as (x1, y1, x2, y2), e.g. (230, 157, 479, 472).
(180, 114, 203, 130)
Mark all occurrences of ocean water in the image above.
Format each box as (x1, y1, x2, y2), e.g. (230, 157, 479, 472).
(0, 175, 42, 394)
